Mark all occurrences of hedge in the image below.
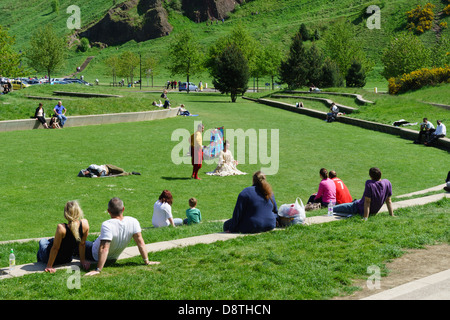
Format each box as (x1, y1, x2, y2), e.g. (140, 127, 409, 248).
(388, 66, 450, 94)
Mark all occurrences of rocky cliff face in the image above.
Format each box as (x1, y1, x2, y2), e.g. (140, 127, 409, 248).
(182, 0, 246, 23)
(80, 0, 172, 46)
(80, 0, 246, 46)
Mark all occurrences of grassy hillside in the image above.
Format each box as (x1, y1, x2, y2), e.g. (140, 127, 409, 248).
(1, 0, 449, 90)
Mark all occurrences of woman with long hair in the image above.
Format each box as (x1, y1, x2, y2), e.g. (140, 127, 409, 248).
(223, 171, 278, 233)
(152, 190, 183, 227)
(37, 201, 90, 273)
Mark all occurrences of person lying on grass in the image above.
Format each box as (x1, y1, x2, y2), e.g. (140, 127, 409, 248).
(78, 164, 141, 178)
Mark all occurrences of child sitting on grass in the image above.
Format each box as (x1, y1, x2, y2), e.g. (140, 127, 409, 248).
(184, 197, 202, 225)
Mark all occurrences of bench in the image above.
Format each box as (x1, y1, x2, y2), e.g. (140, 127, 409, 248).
(0, 108, 179, 132)
(248, 97, 450, 151)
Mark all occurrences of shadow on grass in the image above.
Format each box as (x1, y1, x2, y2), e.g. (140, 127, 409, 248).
(161, 176, 191, 181)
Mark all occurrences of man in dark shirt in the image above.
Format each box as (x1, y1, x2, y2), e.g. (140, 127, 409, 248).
(332, 167, 394, 220)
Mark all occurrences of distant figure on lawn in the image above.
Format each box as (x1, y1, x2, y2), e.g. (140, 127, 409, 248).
(414, 117, 435, 144)
(152, 190, 183, 227)
(444, 171, 450, 192)
(37, 201, 90, 273)
(34, 103, 49, 129)
(190, 123, 204, 180)
(307, 168, 336, 207)
(53, 101, 67, 128)
(329, 170, 353, 204)
(84, 197, 159, 276)
(184, 197, 202, 225)
(206, 140, 247, 177)
(326, 103, 339, 122)
(177, 104, 191, 116)
(333, 167, 394, 220)
(424, 120, 446, 146)
(77, 164, 141, 178)
(223, 171, 278, 234)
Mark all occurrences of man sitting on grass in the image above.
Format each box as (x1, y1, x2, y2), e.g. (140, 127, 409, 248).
(332, 167, 394, 220)
(85, 197, 159, 276)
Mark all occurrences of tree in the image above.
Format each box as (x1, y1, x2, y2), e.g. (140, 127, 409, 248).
(299, 23, 311, 41)
(206, 24, 258, 78)
(346, 60, 366, 87)
(117, 51, 139, 85)
(141, 56, 158, 87)
(279, 31, 308, 89)
(167, 30, 204, 93)
(211, 44, 249, 102)
(320, 57, 343, 88)
(254, 45, 281, 90)
(381, 33, 430, 80)
(0, 25, 25, 77)
(26, 24, 66, 81)
(78, 38, 90, 52)
(105, 55, 119, 85)
(324, 20, 371, 78)
(305, 43, 324, 87)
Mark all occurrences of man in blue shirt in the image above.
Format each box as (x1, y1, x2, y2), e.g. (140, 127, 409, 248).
(53, 101, 67, 127)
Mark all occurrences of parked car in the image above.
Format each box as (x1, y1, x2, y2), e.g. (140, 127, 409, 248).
(179, 82, 198, 92)
(11, 80, 30, 90)
(25, 79, 41, 85)
(63, 78, 93, 86)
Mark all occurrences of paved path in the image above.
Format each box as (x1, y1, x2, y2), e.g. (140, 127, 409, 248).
(1, 190, 449, 300)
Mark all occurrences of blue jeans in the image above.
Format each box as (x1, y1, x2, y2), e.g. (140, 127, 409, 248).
(84, 241, 95, 261)
(333, 200, 361, 215)
(37, 238, 53, 263)
(173, 218, 183, 226)
(57, 114, 67, 127)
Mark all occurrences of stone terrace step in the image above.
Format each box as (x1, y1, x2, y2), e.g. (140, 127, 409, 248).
(1, 192, 448, 280)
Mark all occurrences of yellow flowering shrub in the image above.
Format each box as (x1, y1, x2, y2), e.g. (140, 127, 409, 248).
(388, 66, 450, 94)
(444, 4, 450, 16)
(406, 3, 435, 34)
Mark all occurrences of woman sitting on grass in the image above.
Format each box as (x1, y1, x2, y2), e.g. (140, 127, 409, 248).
(37, 201, 90, 273)
(223, 171, 278, 234)
(152, 190, 183, 227)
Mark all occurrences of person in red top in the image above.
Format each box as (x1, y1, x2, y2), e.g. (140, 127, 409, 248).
(329, 170, 353, 204)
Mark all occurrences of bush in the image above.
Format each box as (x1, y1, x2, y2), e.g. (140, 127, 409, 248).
(78, 38, 90, 52)
(346, 60, 366, 88)
(388, 66, 450, 94)
(444, 0, 450, 16)
(406, 3, 435, 34)
(381, 33, 430, 80)
(320, 57, 343, 88)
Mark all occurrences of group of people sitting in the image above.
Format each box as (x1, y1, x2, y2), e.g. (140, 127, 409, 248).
(307, 167, 394, 220)
(33, 101, 68, 129)
(38, 164, 426, 275)
(414, 117, 447, 146)
(37, 191, 203, 275)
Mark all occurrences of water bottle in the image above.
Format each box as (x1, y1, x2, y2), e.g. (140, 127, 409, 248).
(9, 249, 15, 272)
(328, 201, 334, 216)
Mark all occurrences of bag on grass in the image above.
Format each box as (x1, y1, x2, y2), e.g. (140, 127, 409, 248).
(278, 197, 306, 227)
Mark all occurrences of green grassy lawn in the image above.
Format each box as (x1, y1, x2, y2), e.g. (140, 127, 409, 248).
(0, 90, 449, 299)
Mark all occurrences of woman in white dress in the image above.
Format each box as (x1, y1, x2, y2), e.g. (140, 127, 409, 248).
(207, 140, 247, 176)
